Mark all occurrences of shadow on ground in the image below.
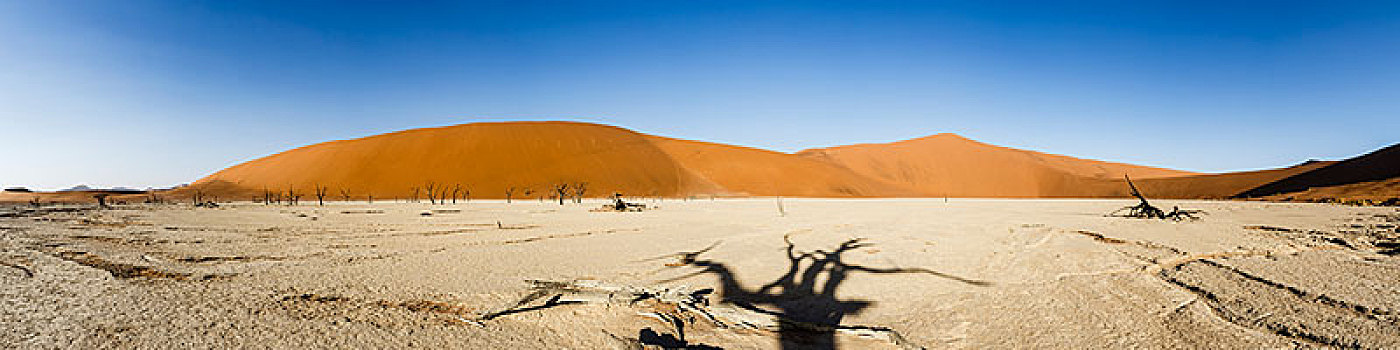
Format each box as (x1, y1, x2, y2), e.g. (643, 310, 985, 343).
(660, 235, 990, 349)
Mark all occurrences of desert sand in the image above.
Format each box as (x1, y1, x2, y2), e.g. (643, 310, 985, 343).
(3, 199, 1397, 349)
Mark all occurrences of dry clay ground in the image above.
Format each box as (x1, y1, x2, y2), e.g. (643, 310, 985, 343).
(2, 199, 1398, 349)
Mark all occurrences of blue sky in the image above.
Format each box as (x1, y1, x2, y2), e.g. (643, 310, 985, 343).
(2, 1, 1398, 190)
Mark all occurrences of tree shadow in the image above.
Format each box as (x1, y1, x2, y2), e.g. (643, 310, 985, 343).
(479, 294, 583, 320)
(659, 235, 990, 349)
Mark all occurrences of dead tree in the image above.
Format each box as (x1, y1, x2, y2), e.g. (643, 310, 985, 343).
(191, 188, 204, 205)
(339, 188, 351, 202)
(409, 187, 419, 203)
(367, 191, 374, 204)
(93, 193, 110, 209)
(553, 183, 570, 205)
(29, 196, 40, 208)
(286, 184, 300, 206)
(1111, 175, 1203, 221)
(451, 184, 462, 204)
(313, 184, 328, 206)
(424, 181, 438, 205)
(572, 182, 588, 203)
(505, 187, 516, 203)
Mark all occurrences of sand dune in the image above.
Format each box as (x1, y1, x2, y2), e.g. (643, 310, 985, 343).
(1236, 143, 1400, 198)
(644, 136, 916, 197)
(190, 121, 913, 200)
(1066, 161, 1338, 199)
(1261, 177, 1400, 202)
(797, 133, 1197, 197)
(194, 121, 714, 200)
(49, 121, 1380, 202)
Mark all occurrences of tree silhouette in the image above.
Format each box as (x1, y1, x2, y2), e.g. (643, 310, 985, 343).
(572, 182, 588, 203)
(93, 193, 110, 209)
(553, 183, 570, 205)
(286, 184, 300, 206)
(313, 183, 328, 206)
(424, 181, 439, 205)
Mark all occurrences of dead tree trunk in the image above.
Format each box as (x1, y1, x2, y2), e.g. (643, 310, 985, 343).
(553, 183, 570, 205)
(93, 194, 110, 209)
(286, 184, 299, 206)
(424, 182, 438, 205)
(505, 187, 515, 203)
(1111, 175, 1203, 221)
(314, 184, 328, 206)
(451, 184, 461, 204)
(572, 182, 588, 204)
(339, 188, 351, 202)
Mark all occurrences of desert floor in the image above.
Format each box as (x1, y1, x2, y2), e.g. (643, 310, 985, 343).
(2, 199, 1398, 349)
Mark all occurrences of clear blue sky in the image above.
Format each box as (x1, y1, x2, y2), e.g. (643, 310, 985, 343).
(2, 1, 1397, 190)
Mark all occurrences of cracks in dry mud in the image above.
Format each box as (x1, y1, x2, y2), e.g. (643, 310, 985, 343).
(279, 292, 477, 319)
(1060, 221, 1400, 349)
(50, 250, 207, 280)
(1, 260, 34, 278)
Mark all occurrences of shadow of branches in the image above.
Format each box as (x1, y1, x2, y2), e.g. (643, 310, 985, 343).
(659, 234, 990, 349)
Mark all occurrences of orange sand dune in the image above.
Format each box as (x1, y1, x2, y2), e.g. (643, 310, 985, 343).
(644, 136, 916, 197)
(193, 122, 715, 200)
(1064, 161, 1336, 199)
(21, 121, 1379, 203)
(189, 121, 912, 200)
(797, 133, 1198, 197)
